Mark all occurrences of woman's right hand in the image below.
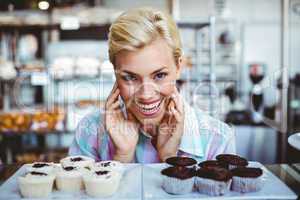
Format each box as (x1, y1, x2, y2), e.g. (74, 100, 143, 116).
(104, 83, 139, 163)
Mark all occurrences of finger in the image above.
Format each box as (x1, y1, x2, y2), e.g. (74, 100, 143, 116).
(110, 100, 121, 110)
(106, 82, 118, 105)
(106, 88, 120, 107)
(127, 110, 139, 123)
(170, 92, 183, 114)
(171, 106, 183, 123)
(109, 82, 118, 96)
(167, 98, 175, 115)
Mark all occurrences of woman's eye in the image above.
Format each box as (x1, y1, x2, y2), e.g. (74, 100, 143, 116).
(154, 72, 167, 80)
(122, 74, 136, 81)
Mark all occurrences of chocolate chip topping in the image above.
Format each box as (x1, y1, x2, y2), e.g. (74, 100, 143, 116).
(165, 156, 197, 167)
(198, 160, 226, 169)
(32, 163, 50, 168)
(101, 162, 111, 167)
(29, 171, 48, 176)
(231, 167, 263, 178)
(216, 154, 248, 167)
(161, 166, 195, 180)
(196, 167, 232, 182)
(64, 166, 75, 171)
(95, 170, 110, 176)
(70, 157, 83, 162)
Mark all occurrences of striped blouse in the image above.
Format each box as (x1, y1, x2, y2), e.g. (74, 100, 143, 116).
(69, 98, 236, 163)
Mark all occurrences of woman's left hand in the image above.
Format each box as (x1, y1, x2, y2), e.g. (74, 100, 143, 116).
(156, 87, 184, 162)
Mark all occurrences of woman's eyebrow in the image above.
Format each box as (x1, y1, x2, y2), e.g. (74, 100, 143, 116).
(121, 67, 167, 75)
(150, 67, 167, 75)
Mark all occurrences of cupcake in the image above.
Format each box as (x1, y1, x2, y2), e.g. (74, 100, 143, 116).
(216, 154, 248, 170)
(165, 156, 197, 168)
(161, 166, 195, 195)
(198, 160, 227, 170)
(55, 165, 87, 193)
(195, 167, 232, 196)
(18, 171, 55, 198)
(83, 169, 121, 198)
(93, 160, 124, 176)
(26, 162, 56, 174)
(231, 167, 264, 193)
(60, 155, 95, 168)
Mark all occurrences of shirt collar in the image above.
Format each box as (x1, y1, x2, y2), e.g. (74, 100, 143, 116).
(179, 99, 204, 157)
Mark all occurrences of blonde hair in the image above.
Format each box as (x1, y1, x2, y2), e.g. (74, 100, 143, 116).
(108, 7, 182, 66)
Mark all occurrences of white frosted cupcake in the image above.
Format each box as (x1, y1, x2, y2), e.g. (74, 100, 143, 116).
(195, 167, 232, 196)
(161, 166, 195, 195)
(55, 165, 88, 193)
(18, 171, 55, 198)
(60, 155, 95, 168)
(93, 160, 124, 176)
(83, 169, 121, 198)
(26, 162, 56, 174)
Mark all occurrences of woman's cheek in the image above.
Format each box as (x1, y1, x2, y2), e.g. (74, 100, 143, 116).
(159, 79, 176, 96)
(117, 82, 136, 101)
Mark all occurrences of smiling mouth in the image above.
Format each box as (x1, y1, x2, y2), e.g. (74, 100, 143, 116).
(135, 99, 163, 116)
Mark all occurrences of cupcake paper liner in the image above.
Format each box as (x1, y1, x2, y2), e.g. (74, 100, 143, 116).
(18, 176, 55, 198)
(83, 175, 121, 198)
(55, 176, 84, 192)
(231, 176, 263, 193)
(195, 177, 231, 196)
(162, 175, 194, 195)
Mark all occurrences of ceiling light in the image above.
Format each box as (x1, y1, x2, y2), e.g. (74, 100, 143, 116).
(38, 1, 49, 10)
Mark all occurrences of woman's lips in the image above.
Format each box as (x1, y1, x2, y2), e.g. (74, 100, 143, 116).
(135, 99, 163, 117)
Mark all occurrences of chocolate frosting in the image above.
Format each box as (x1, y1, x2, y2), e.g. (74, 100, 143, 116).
(196, 167, 232, 181)
(198, 160, 226, 169)
(231, 167, 263, 178)
(101, 162, 111, 167)
(216, 154, 248, 166)
(64, 166, 75, 171)
(95, 170, 110, 176)
(165, 156, 197, 167)
(161, 166, 195, 180)
(70, 157, 83, 162)
(32, 163, 50, 168)
(29, 171, 48, 176)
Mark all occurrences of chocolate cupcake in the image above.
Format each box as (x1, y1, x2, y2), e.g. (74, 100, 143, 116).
(231, 167, 264, 193)
(165, 156, 197, 168)
(198, 160, 227, 170)
(216, 154, 248, 170)
(195, 167, 232, 196)
(161, 166, 195, 195)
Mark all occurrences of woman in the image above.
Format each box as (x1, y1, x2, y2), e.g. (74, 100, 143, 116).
(69, 7, 236, 163)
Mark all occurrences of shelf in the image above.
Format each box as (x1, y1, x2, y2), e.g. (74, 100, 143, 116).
(177, 22, 210, 29)
(0, 23, 112, 31)
(0, 129, 73, 136)
(178, 78, 237, 83)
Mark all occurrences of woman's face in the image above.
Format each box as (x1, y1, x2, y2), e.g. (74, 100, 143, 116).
(114, 38, 181, 126)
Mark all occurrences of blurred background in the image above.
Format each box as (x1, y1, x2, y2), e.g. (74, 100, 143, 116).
(0, 0, 299, 165)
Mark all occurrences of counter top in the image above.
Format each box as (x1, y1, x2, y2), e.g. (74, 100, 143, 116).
(0, 163, 299, 199)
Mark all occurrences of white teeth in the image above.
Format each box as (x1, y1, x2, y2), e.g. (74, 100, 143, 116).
(135, 100, 162, 115)
(135, 101, 160, 110)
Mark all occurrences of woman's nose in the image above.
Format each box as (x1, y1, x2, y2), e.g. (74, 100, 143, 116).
(136, 81, 159, 99)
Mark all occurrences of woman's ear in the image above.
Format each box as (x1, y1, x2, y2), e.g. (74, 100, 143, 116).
(175, 56, 183, 80)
